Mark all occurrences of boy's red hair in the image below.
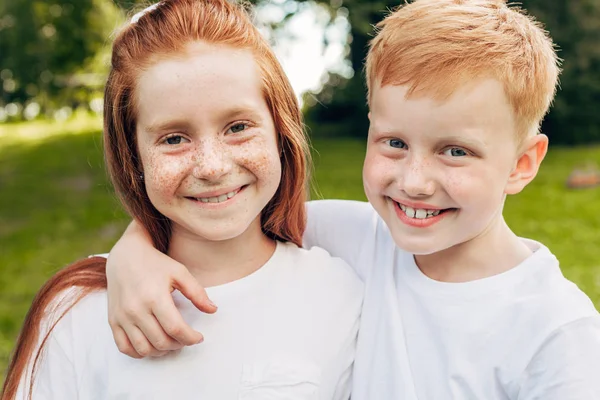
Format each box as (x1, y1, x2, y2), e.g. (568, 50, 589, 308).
(366, 0, 560, 138)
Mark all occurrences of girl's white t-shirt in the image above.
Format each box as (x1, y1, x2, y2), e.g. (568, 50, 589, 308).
(304, 200, 600, 400)
(20, 241, 363, 400)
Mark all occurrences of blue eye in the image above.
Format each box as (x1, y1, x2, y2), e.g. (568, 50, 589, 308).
(443, 147, 469, 157)
(387, 139, 407, 149)
(229, 123, 247, 134)
(165, 135, 184, 145)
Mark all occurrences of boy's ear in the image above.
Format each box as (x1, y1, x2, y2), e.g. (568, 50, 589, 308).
(505, 134, 548, 195)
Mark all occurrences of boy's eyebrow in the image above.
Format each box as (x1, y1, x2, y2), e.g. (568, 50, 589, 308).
(435, 134, 487, 149)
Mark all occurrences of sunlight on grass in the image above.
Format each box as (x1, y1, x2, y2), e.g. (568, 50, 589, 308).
(1, 124, 599, 378)
(0, 112, 102, 147)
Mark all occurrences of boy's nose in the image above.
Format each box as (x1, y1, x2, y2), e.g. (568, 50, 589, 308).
(192, 141, 232, 181)
(400, 159, 435, 198)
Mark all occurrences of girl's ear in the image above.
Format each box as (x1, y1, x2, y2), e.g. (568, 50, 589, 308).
(505, 134, 548, 195)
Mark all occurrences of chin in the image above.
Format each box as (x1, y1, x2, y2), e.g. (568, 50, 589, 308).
(390, 233, 449, 256)
(197, 226, 250, 242)
(173, 220, 252, 242)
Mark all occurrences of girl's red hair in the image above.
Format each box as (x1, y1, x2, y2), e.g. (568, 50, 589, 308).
(1, 1, 309, 398)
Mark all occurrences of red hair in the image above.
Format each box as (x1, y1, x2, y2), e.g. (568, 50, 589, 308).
(1, 1, 309, 398)
(366, 0, 560, 138)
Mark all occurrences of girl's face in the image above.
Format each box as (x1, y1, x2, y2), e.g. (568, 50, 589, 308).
(135, 42, 281, 244)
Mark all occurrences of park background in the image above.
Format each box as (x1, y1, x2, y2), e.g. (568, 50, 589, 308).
(1, 0, 600, 378)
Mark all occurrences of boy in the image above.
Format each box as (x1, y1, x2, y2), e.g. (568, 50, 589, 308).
(105, 0, 600, 398)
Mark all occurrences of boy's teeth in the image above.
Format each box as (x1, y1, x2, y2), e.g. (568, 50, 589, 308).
(397, 202, 442, 219)
(196, 189, 240, 204)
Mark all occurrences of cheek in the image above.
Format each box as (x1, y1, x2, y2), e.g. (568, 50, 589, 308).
(363, 148, 394, 191)
(238, 137, 282, 186)
(141, 152, 190, 201)
(445, 166, 505, 205)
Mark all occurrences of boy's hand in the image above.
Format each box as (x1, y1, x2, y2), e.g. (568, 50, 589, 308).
(106, 221, 217, 358)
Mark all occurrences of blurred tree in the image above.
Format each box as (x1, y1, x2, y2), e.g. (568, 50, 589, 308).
(2, 0, 599, 145)
(523, 0, 600, 144)
(303, 0, 396, 139)
(302, 0, 600, 145)
(0, 0, 123, 119)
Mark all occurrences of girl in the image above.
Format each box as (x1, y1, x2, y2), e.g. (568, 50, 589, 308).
(1, 1, 362, 399)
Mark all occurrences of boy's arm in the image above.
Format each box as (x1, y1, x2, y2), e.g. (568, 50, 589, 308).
(519, 315, 600, 399)
(304, 200, 377, 279)
(106, 220, 217, 358)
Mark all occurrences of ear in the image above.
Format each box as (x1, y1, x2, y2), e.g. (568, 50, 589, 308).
(505, 134, 548, 195)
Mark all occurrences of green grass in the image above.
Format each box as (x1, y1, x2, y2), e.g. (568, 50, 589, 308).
(1, 117, 600, 378)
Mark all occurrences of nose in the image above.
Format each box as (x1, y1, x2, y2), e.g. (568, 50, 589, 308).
(191, 139, 232, 181)
(401, 154, 435, 198)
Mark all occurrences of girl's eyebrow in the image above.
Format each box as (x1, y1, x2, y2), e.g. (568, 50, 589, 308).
(217, 105, 263, 121)
(144, 105, 264, 135)
(143, 120, 193, 135)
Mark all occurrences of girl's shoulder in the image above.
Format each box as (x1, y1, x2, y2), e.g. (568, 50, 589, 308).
(42, 288, 109, 346)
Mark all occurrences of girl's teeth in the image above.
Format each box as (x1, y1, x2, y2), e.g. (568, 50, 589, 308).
(196, 189, 240, 204)
(405, 207, 416, 218)
(415, 209, 427, 219)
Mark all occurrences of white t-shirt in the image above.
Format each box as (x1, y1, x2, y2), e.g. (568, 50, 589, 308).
(19, 241, 363, 400)
(304, 200, 600, 400)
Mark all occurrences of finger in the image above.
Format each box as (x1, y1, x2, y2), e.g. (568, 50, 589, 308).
(153, 296, 204, 346)
(172, 266, 217, 314)
(122, 324, 160, 358)
(137, 313, 185, 352)
(112, 325, 143, 359)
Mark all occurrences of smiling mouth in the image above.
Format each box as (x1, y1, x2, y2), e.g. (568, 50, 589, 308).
(395, 201, 455, 220)
(186, 186, 246, 204)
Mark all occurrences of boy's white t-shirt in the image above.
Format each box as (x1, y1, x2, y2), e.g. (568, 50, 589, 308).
(304, 200, 600, 400)
(19, 241, 363, 400)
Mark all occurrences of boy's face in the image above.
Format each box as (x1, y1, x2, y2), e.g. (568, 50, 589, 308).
(364, 79, 522, 255)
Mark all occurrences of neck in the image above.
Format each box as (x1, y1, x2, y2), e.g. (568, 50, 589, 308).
(414, 216, 532, 283)
(168, 218, 276, 288)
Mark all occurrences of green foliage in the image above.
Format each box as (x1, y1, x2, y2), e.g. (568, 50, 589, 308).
(313, 139, 600, 313)
(304, 0, 397, 139)
(304, 0, 600, 145)
(1, 119, 599, 377)
(0, 0, 123, 117)
(0, 117, 130, 378)
(2, 0, 600, 137)
(522, 0, 600, 144)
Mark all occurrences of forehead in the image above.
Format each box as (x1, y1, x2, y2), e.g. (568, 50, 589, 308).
(369, 78, 516, 137)
(135, 43, 265, 122)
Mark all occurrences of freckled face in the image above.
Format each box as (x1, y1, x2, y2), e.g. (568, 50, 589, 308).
(363, 79, 520, 255)
(135, 42, 281, 243)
